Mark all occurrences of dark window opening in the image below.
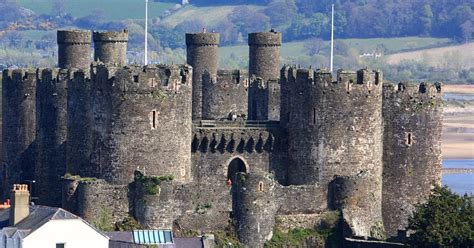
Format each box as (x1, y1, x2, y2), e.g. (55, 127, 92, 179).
(133, 75, 139, 83)
(406, 132, 413, 146)
(56, 244, 65, 248)
(227, 158, 246, 181)
(258, 181, 264, 192)
(313, 108, 316, 124)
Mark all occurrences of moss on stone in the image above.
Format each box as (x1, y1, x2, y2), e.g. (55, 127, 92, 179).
(134, 171, 174, 195)
(92, 206, 115, 232)
(62, 173, 97, 182)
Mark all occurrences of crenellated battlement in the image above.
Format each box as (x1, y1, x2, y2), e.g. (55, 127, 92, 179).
(248, 32, 282, 46)
(383, 81, 442, 96)
(93, 30, 128, 43)
(2, 69, 38, 83)
(57, 30, 91, 44)
(92, 64, 192, 95)
(185, 33, 220, 46)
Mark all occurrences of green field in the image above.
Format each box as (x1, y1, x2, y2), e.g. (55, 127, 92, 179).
(13, 0, 174, 21)
(218, 36, 453, 68)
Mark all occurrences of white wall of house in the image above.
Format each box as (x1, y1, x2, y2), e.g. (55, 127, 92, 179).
(21, 219, 108, 248)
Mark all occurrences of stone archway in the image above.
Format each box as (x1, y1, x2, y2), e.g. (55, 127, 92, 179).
(227, 157, 247, 181)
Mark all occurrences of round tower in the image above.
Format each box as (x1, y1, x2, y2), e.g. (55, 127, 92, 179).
(1, 69, 37, 199)
(382, 82, 443, 237)
(232, 172, 277, 248)
(66, 70, 94, 177)
(35, 68, 68, 207)
(285, 68, 384, 238)
(185, 32, 220, 120)
(93, 30, 128, 66)
(248, 31, 282, 121)
(57, 30, 91, 70)
(248, 31, 281, 81)
(91, 64, 193, 184)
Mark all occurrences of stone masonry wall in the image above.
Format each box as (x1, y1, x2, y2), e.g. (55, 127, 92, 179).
(382, 82, 443, 237)
(91, 64, 193, 184)
(1, 69, 37, 199)
(202, 70, 249, 120)
(57, 30, 91, 70)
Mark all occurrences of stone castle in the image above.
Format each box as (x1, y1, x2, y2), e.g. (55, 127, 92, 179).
(1, 29, 443, 247)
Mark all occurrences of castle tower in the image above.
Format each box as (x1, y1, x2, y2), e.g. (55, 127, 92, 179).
(232, 172, 277, 248)
(185, 32, 220, 120)
(1, 69, 37, 199)
(284, 68, 384, 237)
(93, 30, 128, 66)
(248, 31, 282, 120)
(66, 70, 94, 177)
(35, 69, 68, 206)
(91, 64, 193, 184)
(382, 82, 443, 237)
(57, 30, 91, 70)
(202, 69, 249, 120)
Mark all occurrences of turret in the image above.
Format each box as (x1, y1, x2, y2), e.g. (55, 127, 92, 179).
(57, 30, 91, 70)
(93, 30, 128, 66)
(382, 82, 443, 237)
(232, 172, 277, 248)
(248, 31, 282, 121)
(1, 69, 37, 199)
(202, 69, 249, 120)
(35, 68, 68, 206)
(91, 64, 193, 184)
(185, 32, 220, 120)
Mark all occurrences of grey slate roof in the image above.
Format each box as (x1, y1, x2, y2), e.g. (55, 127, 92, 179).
(0, 205, 108, 240)
(107, 232, 203, 248)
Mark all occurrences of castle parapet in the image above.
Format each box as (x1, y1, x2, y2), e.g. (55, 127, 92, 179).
(185, 32, 220, 46)
(93, 30, 128, 66)
(202, 69, 249, 120)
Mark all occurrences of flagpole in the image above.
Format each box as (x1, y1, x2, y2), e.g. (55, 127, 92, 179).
(144, 0, 148, 65)
(330, 4, 334, 73)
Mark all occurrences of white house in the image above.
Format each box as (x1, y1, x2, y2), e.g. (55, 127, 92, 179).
(0, 184, 109, 248)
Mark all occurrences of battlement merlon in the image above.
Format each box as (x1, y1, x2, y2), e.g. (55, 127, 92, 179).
(337, 69, 383, 85)
(2, 69, 38, 82)
(92, 64, 192, 94)
(248, 31, 282, 46)
(204, 69, 249, 85)
(57, 30, 91, 44)
(383, 81, 443, 96)
(93, 30, 129, 43)
(185, 33, 220, 46)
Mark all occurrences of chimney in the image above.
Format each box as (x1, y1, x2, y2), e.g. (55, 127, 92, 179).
(9, 184, 30, 226)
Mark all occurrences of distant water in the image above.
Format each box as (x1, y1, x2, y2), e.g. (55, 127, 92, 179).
(444, 93, 474, 101)
(442, 159, 474, 195)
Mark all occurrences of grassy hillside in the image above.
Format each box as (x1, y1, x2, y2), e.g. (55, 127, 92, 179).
(160, 5, 263, 28)
(219, 36, 453, 68)
(386, 42, 474, 69)
(13, 0, 174, 20)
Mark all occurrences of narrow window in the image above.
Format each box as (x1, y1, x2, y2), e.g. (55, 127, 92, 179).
(152, 110, 156, 129)
(133, 75, 139, 83)
(258, 181, 264, 192)
(56, 244, 65, 248)
(313, 108, 316, 124)
(406, 132, 413, 146)
(149, 110, 158, 130)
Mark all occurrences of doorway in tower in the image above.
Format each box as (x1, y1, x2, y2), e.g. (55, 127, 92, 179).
(227, 157, 247, 183)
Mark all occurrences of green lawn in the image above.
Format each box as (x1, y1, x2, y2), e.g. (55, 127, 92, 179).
(13, 0, 174, 21)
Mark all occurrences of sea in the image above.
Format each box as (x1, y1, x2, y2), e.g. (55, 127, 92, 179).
(442, 159, 474, 195)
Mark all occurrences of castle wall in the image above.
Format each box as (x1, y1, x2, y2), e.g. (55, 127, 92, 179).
(186, 33, 220, 120)
(91, 64, 193, 184)
(57, 30, 91, 70)
(248, 32, 282, 121)
(76, 179, 129, 224)
(93, 30, 128, 66)
(1, 69, 37, 199)
(66, 70, 94, 177)
(382, 82, 443, 237)
(35, 68, 68, 206)
(202, 70, 249, 120)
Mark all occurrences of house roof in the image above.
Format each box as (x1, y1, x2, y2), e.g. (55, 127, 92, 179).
(0, 205, 108, 240)
(107, 232, 203, 248)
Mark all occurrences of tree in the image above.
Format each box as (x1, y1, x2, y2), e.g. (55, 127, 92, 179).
(264, 0, 297, 27)
(460, 20, 473, 43)
(407, 186, 474, 248)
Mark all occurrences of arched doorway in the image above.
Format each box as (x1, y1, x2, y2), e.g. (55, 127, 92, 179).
(227, 157, 247, 182)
